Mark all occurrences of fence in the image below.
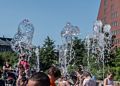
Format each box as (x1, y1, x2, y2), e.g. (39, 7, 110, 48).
(96, 80, 120, 86)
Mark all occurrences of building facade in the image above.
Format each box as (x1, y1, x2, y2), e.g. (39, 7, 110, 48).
(0, 37, 12, 52)
(97, 0, 120, 46)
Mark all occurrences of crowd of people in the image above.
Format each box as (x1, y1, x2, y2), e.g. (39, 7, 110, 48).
(0, 54, 115, 86)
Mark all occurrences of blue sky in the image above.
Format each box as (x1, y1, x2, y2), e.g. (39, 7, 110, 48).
(0, 0, 100, 46)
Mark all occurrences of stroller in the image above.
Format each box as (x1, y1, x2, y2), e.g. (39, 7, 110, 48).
(0, 79, 5, 86)
(5, 72, 17, 86)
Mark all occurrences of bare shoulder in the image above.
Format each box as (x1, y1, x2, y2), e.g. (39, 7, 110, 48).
(103, 78, 108, 85)
(104, 78, 108, 82)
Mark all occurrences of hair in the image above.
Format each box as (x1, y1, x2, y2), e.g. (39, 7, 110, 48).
(6, 59, 10, 62)
(83, 71, 91, 77)
(29, 72, 50, 86)
(19, 53, 26, 59)
(107, 71, 115, 77)
(70, 72, 77, 81)
(78, 65, 84, 74)
(48, 66, 61, 78)
(18, 64, 25, 70)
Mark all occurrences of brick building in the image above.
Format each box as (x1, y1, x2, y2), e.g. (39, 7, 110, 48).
(97, 0, 120, 46)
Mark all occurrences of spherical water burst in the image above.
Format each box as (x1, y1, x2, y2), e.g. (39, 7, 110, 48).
(11, 19, 34, 54)
(61, 22, 80, 43)
(93, 20, 103, 33)
(61, 22, 72, 38)
(18, 19, 34, 44)
(103, 24, 111, 33)
(71, 26, 80, 36)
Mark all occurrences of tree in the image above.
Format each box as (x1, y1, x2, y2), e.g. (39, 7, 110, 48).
(67, 37, 87, 74)
(72, 37, 87, 66)
(111, 48, 120, 81)
(89, 47, 120, 80)
(0, 51, 17, 68)
(29, 49, 38, 70)
(40, 36, 58, 71)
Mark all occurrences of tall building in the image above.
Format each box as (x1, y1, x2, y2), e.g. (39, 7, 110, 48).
(97, 0, 120, 46)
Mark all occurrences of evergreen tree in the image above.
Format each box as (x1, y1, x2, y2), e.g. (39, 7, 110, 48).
(40, 36, 58, 71)
(0, 51, 17, 68)
(69, 37, 86, 68)
(111, 48, 120, 81)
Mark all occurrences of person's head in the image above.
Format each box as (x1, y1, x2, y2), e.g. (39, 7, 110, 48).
(78, 65, 83, 70)
(5, 59, 10, 65)
(27, 72, 50, 86)
(20, 53, 26, 60)
(107, 71, 114, 79)
(48, 66, 61, 80)
(18, 64, 25, 71)
(83, 71, 91, 78)
(78, 65, 83, 74)
(70, 72, 77, 83)
(61, 75, 67, 81)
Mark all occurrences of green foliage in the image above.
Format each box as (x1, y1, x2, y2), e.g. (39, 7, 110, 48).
(65, 37, 87, 73)
(86, 55, 103, 80)
(111, 48, 120, 81)
(72, 37, 86, 66)
(89, 48, 120, 81)
(40, 36, 58, 71)
(29, 50, 37, 69)
(0, 51, 17, 68)
(67, 65, 77, 74)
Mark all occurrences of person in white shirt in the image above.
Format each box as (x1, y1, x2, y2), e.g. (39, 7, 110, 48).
(82, 71, 96, 86)
(104, 71, 114, 86)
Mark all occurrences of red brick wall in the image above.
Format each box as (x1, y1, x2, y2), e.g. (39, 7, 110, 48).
(97, 0, 120, 46)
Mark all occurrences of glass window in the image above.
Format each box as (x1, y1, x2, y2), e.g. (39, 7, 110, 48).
(111, 12, 118, 18)
(111, 21, 119, 26)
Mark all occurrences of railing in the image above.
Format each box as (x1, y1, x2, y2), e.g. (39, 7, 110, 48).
(96, 80, 120, 86)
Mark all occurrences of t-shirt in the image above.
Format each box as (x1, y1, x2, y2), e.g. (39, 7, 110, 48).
(5, 64, 11, 68)
(4, 64, 11, 72)
(20, 60, 30, 70)
(83, 78, 96, 86)
(105, 78, 114, 85)
(48, 75, 56, 86)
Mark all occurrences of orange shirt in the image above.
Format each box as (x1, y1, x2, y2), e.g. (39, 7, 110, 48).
(48, 75, 56, 86)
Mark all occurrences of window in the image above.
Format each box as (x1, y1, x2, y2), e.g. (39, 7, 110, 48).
(102, 17, 106, 24)
(112, 29, 120, 35)
(104, 0, 108, 14)
(111, 12, 118, 18)
(111, 4, 114, 11)
(111, 21, 119, 26)
(104, 0, 108, 7)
